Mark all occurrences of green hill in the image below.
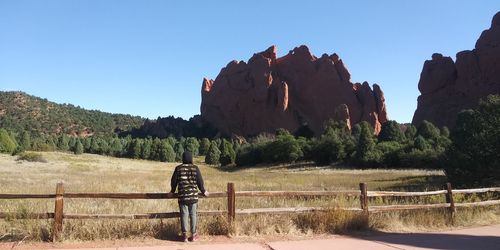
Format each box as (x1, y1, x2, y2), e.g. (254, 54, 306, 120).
(0, 91, 144, 136)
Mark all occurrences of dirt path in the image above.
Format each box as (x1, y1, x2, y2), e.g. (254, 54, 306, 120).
(2, 224, 499, 250)
(269, 224, 500, 250)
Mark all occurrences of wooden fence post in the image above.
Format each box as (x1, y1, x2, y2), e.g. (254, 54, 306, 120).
(445, 182, 455, 223)
(52, 182, 64, 242)
(359, 183, 368, 216)
(227, 183, 235, 224)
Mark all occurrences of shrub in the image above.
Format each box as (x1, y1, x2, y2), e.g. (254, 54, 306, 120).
(310, 120, 352, 165)
(399, 149, 442, 169)
(293, 209, 368, 234)
(297, 137, 314, 161)
(236, 142, 265, 166)
(16, 152, 47, 163)
(311, 133, 344, 165)
(378, 120, 405, 142)
(376, 141, 404, 167)
(416, 120, 440, 140)
(262, 131, 303, 163)
(404, 124, 417, 140)
(444, 95, 500, 187)
(414, 135, 430, 151)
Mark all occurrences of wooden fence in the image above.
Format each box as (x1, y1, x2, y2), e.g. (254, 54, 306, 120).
(1, 182, 499, 242)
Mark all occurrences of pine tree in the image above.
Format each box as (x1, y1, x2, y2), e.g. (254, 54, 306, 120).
(174, 142, 184, 162)
(416, 120, 440, 141)
(90, 137, 100, 154)
(68, 137, 77, 150)
(83, 137, 92, 152)
(20, 131, 31, 150)
(184, 137, 200, 156)
(73, 140, 84, 154)
(166, 136, 177, 147)
(378, 120, 404, 142)
(445, 95, 500, 186)
(205, 141, 221, 165)
(199, 138, 211, 156)
(414, 135, 430, 151)
(57, 135, 70, 151)
(97, 138, 109, 155)
(354, 122, 376, 163)
(440, 126, 450, 137)
(150, 138, 162, 161)
(0, 129, 17, 154)
(351, 124, 362, 141)
(128, 138, 142, 159)
(46, 136, 57, 151)
(404, 125, 417, 140)
(141, 138, 152, 159)
(159, 140, 175, 162)
(219, 139, 236, 166)
(109, 137, 123, 157)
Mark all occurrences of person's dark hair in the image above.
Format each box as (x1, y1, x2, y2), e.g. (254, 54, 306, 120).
(182, 151, 193, 164)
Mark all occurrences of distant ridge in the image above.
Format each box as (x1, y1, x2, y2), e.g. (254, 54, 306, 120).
(0, 91, 144, 136)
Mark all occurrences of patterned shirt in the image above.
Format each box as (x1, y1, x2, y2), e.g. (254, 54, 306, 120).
(170, 164, 205, 204)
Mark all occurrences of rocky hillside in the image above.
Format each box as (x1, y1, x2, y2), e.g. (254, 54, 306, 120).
(0, 91, 144, 136)
(201, 45, 388, 137)
(412, 11, 500, 128)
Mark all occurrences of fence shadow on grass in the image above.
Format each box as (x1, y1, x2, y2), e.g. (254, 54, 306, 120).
(217, 161, 353, 173)
(375, 175, 448, 191)
(216, 161, 316, 172)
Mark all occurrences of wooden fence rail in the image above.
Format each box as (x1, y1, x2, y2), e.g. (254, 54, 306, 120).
(1, 182, 499, 242)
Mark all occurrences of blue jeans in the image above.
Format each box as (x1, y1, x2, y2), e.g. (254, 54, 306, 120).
(179, 202, 197, 234)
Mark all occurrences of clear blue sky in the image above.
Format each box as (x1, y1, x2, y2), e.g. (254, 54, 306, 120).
(1, 1, 498, 123)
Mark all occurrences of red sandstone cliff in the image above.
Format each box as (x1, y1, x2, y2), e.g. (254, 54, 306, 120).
(201, 45, 388, 137)
(412, 12, 500, 128)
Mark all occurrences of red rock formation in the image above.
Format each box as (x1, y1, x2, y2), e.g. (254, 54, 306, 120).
(201, 45, 388, 137)
(412, 12, 500, 128)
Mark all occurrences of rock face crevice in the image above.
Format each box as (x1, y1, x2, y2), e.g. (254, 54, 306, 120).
(412, 12, 500, 128)
(201, 45, 388, 137)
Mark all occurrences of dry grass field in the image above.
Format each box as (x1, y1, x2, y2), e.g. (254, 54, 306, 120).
(0, 151, 498, 242)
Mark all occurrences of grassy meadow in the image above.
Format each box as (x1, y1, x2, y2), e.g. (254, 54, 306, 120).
(0, 151, 498, 242)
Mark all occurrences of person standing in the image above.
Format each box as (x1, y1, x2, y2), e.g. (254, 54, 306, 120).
(169, 151, 208, 242)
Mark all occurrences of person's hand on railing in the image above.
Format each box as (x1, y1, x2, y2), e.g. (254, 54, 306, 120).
(202, 191, 209, 197)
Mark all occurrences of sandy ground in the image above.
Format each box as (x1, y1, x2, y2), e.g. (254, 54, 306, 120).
(1, 224, 499, 250)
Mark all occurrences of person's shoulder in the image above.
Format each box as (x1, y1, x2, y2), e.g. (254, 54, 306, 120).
(186, 164, 199, 170)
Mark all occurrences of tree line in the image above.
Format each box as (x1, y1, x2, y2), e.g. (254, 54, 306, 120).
(1, 95, 498, 187)
(0, 91, 144, 137)
(0, 120, 447, 169)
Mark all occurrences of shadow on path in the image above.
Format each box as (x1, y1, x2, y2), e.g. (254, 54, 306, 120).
(364, 231, 500, 250)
